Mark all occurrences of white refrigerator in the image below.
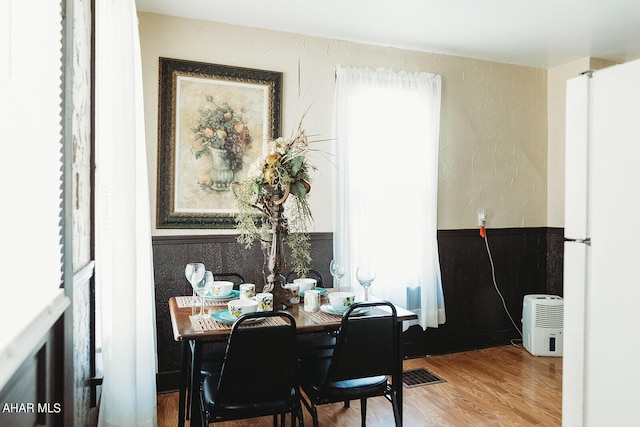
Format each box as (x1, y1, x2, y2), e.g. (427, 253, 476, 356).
(563, 58, 640, 426)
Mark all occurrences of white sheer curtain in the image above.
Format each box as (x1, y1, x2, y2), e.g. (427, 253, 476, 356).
(0, 0, 67, 390)
(333, 66, 445, 329)
(95, 1, 157, 426)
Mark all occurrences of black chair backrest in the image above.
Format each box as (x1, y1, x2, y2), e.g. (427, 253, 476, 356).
(214, 272, 245, 289)
(285, 269, 324, 288)
(215, 311, 297, 405)
(326, 301, 397, 384)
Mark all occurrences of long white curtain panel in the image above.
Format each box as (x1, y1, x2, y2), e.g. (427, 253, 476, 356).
(333, 66, 445, 329)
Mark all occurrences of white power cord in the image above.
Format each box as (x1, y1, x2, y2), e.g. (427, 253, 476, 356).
(483, 231, 523, 346)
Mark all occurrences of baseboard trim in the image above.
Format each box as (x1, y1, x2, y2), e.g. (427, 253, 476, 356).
(403, 329, 521, 358)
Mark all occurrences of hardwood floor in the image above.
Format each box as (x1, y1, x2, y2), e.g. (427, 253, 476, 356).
(157, 344, 562, 427)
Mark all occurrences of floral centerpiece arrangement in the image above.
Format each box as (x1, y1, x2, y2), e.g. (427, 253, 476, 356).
(233, 121, 315, 276)
(191, 96, 251, 190)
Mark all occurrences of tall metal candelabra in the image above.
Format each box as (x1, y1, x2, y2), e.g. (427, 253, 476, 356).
(263, 186, 293, 309)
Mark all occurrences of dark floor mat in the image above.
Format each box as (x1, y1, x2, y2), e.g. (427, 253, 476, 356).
(402, 368, 446, 388)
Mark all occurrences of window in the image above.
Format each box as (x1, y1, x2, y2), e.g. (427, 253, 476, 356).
(0, 0, 67, 388)
(333, 66, 445, 329)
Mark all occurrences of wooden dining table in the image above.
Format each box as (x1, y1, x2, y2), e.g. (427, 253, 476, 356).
(168, 290, 418, 427)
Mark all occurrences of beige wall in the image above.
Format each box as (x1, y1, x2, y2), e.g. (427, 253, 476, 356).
(546, 57, 618, 227)
(138, 13, 548, 235)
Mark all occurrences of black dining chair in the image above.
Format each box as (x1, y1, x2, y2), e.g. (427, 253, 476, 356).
(288, 269, 336, 363)
(200, 272, 245, 367)
(299, 301, 400, 427)
(200, 311, 303, 426)
(285, 269, 324, 288)
(184, 272, 246, 421)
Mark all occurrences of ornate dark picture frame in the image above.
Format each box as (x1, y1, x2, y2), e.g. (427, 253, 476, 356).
(157, 57, 282, 229)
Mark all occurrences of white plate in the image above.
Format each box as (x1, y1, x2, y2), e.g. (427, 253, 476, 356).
(205, 289, 240, 300)
(320, 303, 370, 316)
(211, 310, 264, 324)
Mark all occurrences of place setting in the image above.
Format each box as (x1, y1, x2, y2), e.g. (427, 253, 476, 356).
(204, 281, 240, 300)
(281, 276, 327, 307)
(211, 288, 267, 324)
(176, 265, 239, 307)
(320, 292, 370, 316)
(301, 290, 370, 324)
(192, 284, 285, 331)
(302, 266, 376, 324)
(294, 277, 328, 299)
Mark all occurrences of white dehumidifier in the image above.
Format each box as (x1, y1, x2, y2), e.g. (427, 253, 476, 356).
(522, 294, 563, 357)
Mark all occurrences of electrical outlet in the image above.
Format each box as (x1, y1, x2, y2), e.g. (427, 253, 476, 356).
(478, 210, 487, 226)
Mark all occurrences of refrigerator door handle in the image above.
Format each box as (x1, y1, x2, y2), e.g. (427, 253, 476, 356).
(564, 237, 591, 245)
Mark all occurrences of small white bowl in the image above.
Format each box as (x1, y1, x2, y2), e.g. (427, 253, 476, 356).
(328, 291, 356, 312)
(294, 277, 317, 292)
(227, 298, 258, 318)
(210, 281, 234, 296)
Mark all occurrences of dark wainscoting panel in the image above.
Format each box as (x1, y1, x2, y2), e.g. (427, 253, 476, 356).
(546, 228, 565, 296)
(153, 228, 564, 391)
(403, 227, 564, 357)
(0, 319, 64, 427)
(153, 232, 333, 392)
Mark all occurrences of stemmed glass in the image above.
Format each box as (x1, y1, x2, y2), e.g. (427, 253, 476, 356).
(329, 260, 346, 288)
(193, 271, 214, 319)
(185, 263, 205, 300)
(356, 266, 376, 301)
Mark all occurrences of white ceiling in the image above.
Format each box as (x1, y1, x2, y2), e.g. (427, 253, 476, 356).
(135, 0, 640, 69)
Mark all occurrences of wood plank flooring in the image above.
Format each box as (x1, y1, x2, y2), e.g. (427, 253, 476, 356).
(157, 344, 562, 427)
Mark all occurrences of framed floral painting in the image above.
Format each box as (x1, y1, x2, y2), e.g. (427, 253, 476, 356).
(157, 57, 282, 228)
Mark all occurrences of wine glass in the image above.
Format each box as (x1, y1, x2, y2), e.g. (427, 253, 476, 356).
(193, 271, 214, 319)
(356, 266, 376, 301)
(329, 259, 346, 288)
(185, 263, 205, 300)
